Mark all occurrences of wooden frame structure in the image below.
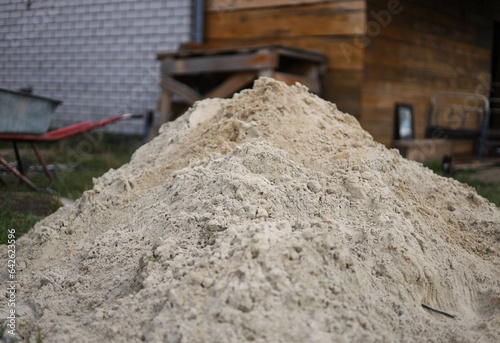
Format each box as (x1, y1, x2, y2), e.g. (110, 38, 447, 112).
(155, 45, 326, 127)
(200, 0, 500, 161)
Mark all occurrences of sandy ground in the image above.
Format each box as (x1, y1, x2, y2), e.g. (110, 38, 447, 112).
(1, 78, 499, 343)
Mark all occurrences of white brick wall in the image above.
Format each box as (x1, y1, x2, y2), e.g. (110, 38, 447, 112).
(0, 0, 193, 135)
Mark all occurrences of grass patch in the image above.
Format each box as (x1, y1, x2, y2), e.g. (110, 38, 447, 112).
(0, 132, 140, 243)
(425, 162, 500, 207)
(452, 172, 500, 206)
(0, 193, 56, 244)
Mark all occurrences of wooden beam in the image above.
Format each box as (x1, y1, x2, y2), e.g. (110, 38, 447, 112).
(152, 90, 171, 137)
(272, 71, 321, 93)
(160, 76, 201, 104)
(160, 49, 278, 75)
(204, 36, 365, 70)
(206, 0, 332, 12)
(275, 46, 326, 65)
(205, 2, 366, 39)
(205, 72, 257, 98)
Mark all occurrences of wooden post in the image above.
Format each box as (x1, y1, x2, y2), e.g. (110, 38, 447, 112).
(148, 90, 171, 140)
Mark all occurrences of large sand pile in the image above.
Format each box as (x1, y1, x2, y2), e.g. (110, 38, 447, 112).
(2, 78, 499, 342)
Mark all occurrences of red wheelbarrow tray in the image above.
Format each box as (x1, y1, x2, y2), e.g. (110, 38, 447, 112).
(0, 113, 133, 192)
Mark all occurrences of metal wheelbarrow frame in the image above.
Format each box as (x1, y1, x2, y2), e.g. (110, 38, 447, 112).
(0, 113, 132, 192)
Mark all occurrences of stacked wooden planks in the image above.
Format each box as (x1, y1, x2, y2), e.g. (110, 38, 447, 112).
(205, 0, 498, 150)
(205, 0, 366, 118)
(361, 0, 493, 147)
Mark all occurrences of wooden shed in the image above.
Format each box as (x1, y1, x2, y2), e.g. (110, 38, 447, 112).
(202, 0, 500, 157)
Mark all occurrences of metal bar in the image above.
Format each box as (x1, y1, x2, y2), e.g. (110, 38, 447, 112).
(0, 114, 132, 142)
(32, 142, 53, 190)
(0, 143, 53, 192)
(194, 0, 205, 44)
(12, 140, 24, 175)
(427, 93, 491, 162)
(0, 114, 133, 191)
(478, 108, 490, 161)
(0, 155, 40, 191)
(421, 304, 456, 319)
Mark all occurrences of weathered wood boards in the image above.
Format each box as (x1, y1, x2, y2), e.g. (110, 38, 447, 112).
(206, 1, 365, 38)
(205, 0, 366, 117)
(156, 45, 326, 132)
(204, 0, 499, 152)
(205, 71, 257, 98)
(360, 0, 493, 147)
(206, 0, 333, 12)
(160, 50, 278, 75)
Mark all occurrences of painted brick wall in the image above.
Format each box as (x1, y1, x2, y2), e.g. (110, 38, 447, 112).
(0, 0, 192, 135)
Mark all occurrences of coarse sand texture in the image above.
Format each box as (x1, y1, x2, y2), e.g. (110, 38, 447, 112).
(2, 78, 499, 342)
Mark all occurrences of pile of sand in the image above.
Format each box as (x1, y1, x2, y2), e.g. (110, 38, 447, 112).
(2, 78, 499, 342)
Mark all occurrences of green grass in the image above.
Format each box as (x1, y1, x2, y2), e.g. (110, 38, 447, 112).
(452, 172, 500, 206)
(1, 133, 498, 245)
(425, 162, 500, 207)
(0, 192, 60, 244)
(0, 132, 140, 244)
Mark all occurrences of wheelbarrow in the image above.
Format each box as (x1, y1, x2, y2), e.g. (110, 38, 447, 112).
(0, 87, 133, 192)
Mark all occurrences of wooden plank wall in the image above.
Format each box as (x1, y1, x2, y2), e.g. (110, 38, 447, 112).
(204, 0, 366, 116)
(360, 0, 493, 148)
